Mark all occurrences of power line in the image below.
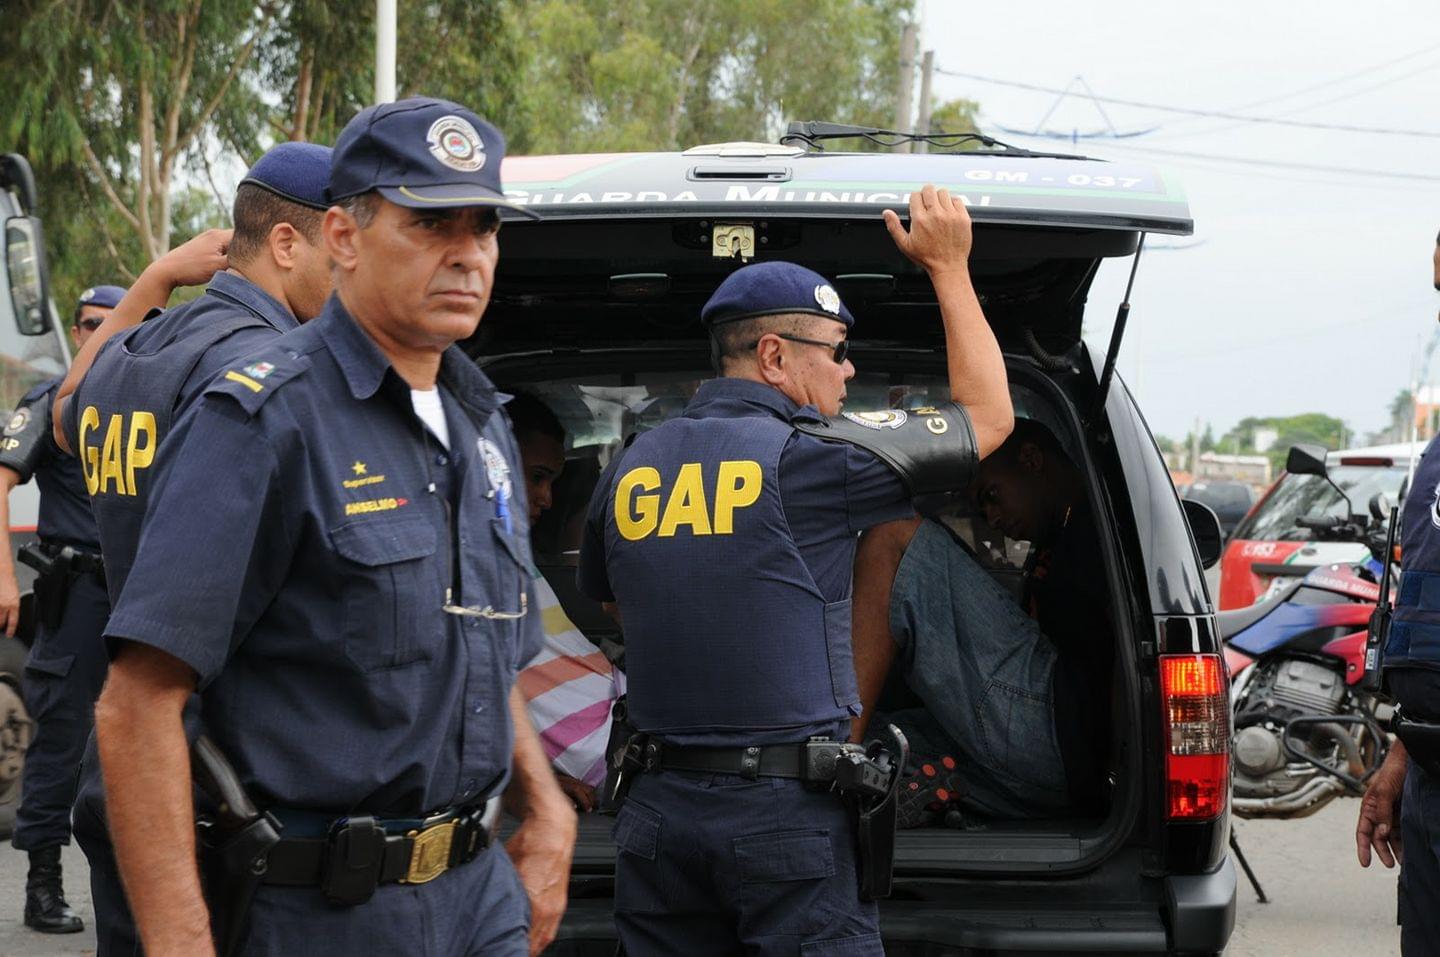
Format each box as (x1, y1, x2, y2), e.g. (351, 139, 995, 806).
(1087, 140, 1440, 183)
(1178, 41, 1440, 119)
(1153, 54, 1440, 143)
(935, 66, 1440, 138)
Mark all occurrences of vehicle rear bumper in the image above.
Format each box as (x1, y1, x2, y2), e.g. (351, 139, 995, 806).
(1164, 857, 1237, 953)
(550, 872, 1238, 955)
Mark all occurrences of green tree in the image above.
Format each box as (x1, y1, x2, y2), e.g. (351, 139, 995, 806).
(512, 0, 917, 153)
(257, 0, 524, 148)
(926, 97, 981, 137)
(6, 0, 276, 262)
(2, 0, 527, 299)
(3, 0, 938, 302)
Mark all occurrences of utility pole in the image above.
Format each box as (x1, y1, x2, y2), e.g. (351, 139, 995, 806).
(375, 0, 397, 104)
(915, 49, 935, 153)
(895, 23, 917, 153)
(1190, 416, 1201, 476)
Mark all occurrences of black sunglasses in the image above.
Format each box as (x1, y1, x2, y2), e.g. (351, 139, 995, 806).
(75, 317, 105, 332)
(768, 333, 850, 364)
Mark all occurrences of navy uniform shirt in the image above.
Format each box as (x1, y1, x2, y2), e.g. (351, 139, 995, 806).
(579, 377, 918, 745)
(61, 272, 299, 602)
(0, 377, 99, 550)
(104, 297, 544, 814)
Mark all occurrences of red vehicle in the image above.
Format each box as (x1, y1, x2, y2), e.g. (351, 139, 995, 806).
(1218, 453, 1410, 610)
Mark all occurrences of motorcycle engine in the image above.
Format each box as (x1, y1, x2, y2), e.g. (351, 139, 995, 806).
(1233, 658, 1347, 799)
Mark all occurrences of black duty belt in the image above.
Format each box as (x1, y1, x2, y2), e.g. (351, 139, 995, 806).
(62, 549, 104, 575)
(259, 805, 490, 892)
(642, 738, 870, 784)
(19, 541, 104, 577)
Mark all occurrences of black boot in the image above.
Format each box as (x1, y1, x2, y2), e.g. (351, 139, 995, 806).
(24, 845, 84, 934)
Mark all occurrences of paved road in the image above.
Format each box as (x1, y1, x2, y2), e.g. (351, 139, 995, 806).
(1229, 797, 1400, 956)
(0, 796, 1404, 956)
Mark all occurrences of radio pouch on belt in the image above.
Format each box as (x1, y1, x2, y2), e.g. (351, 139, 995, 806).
(192, 735, 281, 957)
(842, 724, 908, 902)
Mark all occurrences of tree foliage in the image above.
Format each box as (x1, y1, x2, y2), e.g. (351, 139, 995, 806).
(486, 0, 915, 152)
(6, 0, 276, 261)
(1220, 412, 1350, 472)
(2, 0, 932, 301)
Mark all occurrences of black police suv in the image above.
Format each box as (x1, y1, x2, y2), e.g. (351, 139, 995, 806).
(477, 127, 1234, 955)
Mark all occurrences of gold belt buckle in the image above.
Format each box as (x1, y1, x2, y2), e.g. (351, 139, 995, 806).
(403, 817, 457, 884)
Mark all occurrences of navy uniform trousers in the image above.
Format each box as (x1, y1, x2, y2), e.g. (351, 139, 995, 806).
(614, 772, 881, 956)
(1401, 762, 1440, 956)
(12, 569, 109, 851)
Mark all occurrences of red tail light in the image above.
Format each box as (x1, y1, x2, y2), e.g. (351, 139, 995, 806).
(1160, 654, 1230, 820)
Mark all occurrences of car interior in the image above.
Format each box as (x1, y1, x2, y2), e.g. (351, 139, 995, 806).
(492, 359, 1134, 875)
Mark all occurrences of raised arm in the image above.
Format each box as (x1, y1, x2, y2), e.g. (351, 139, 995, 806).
(883, 185, 1013, 458)
(54, 228, 231, 453)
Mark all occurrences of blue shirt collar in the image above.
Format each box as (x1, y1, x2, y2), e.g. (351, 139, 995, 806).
(318, 295, 501, 418)
(685, 376, 824, 423)
(205, 271, 299, 335)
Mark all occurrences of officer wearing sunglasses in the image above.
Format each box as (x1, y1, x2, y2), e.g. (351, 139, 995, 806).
(580, 186, 1016, 955)
(0, 284, 123, 935)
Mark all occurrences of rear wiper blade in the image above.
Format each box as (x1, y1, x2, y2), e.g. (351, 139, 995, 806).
(780, 121, 1091, 160)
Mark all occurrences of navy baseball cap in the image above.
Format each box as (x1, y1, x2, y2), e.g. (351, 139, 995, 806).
(239, 142, 333, 210)
(328, 97, 537, 218)
(701, 261, 854, 329)
(76, 285, 126, 311)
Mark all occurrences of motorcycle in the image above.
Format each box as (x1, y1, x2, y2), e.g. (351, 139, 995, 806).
(1218, 444, 1395, 821)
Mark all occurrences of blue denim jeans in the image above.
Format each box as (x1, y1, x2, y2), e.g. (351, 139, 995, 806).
(881, 520, 1069, 818)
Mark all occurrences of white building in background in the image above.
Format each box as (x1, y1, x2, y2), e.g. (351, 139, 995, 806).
(1196, 452, 1271, 488)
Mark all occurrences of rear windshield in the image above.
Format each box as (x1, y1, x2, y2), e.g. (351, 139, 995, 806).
(502, 366, 1070, 568)
(1231, 465, 1407, 542)
(1184, 482, 1252, 511)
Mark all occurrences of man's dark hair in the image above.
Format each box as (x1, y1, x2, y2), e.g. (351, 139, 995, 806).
(990, 418, 1071, 470)
(506, 392, 565, 444)
(711, 313, 822, 374)
(228, 183, 325, 264)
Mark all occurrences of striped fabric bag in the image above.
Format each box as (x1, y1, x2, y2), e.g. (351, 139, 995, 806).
(517, 577, 626, 788)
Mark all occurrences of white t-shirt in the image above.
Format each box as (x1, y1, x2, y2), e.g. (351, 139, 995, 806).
(411, 387, 450, 449)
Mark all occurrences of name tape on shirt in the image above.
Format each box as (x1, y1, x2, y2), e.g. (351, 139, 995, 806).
(613, 460, 762, 541)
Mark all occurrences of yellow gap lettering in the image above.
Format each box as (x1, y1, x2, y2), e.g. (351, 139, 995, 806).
(615, 460, 763, 541)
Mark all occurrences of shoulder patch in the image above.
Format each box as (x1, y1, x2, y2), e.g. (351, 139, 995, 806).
(205, 350, 312, 415)
(18, 377, 58, 407)
(793, 401, 978, 497)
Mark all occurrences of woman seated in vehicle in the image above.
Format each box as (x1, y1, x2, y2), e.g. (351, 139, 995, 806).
(852, 418, 1114, 824)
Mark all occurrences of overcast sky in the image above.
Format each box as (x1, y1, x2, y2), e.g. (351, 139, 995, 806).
(922, 0, 1440, 443)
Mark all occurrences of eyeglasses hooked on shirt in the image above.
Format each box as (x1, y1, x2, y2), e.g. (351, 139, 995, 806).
(443, 588, 529, 620)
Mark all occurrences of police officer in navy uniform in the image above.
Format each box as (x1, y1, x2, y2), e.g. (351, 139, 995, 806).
(93, 97, 575, 957)
(1358, 287, 1440, 953)
(578, 186, 1013, 955)
(0, 284, 120, 933)
(49, 143, 334, 957)
(57, 141, 335, 601)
